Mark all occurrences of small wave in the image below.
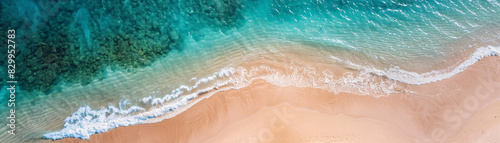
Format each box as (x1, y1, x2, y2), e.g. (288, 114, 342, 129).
(372, 45, 499, 85)
(331, 45, 500, 85)
(44, 100, 145, 140)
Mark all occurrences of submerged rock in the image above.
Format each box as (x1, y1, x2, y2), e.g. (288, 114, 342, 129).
(170, 30, 179, 40)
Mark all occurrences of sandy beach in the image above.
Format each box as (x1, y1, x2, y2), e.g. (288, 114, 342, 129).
(52, 56, 500, 143)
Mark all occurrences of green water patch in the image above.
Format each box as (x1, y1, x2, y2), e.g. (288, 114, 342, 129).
(0, 0, 249, 93)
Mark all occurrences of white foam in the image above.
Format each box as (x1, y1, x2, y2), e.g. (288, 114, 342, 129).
(43, 68, 238, 140)
(369, 46, 500, 85)
(44, 45, 500, 140)
(44, 63, 399, 140)
(141, 67, 236, 106)
(44, 100, 145, 140)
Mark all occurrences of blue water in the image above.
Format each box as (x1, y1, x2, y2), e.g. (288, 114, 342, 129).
(1, 0, 500, 142)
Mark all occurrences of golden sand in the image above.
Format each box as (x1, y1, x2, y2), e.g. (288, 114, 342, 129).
(52, 56, 500, 143)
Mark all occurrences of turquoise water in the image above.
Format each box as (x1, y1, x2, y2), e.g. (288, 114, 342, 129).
(1, 0, 500, 142)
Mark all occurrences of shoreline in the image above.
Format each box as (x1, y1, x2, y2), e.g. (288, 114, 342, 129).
(53, 56, 500, 143)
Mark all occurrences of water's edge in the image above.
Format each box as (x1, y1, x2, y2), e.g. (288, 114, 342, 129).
(43, 45, 500, 140)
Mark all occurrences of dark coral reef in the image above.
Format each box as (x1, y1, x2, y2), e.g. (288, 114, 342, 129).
(0, 0, 248, 92)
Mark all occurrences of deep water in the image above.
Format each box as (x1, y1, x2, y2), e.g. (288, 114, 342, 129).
(0, 0, 499, 142)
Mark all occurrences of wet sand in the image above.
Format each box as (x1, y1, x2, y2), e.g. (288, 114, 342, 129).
(53, 56, 500, 143)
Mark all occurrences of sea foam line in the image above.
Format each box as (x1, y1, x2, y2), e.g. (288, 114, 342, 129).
(43, 63, 398, 140)
(43, 67, 237, 140)
(369, 45, 499, 85)
(44, 45, 500, 140)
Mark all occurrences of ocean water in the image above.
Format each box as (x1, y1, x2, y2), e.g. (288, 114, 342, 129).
(1, 0, 500, 142)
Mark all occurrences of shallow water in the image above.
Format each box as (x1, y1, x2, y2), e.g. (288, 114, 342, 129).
(1, 0, 500, 142)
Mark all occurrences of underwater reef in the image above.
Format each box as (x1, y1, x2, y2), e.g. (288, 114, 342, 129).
(0, 0, 247, 92)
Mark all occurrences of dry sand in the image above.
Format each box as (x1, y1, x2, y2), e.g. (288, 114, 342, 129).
(54, 56, 500, 143)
